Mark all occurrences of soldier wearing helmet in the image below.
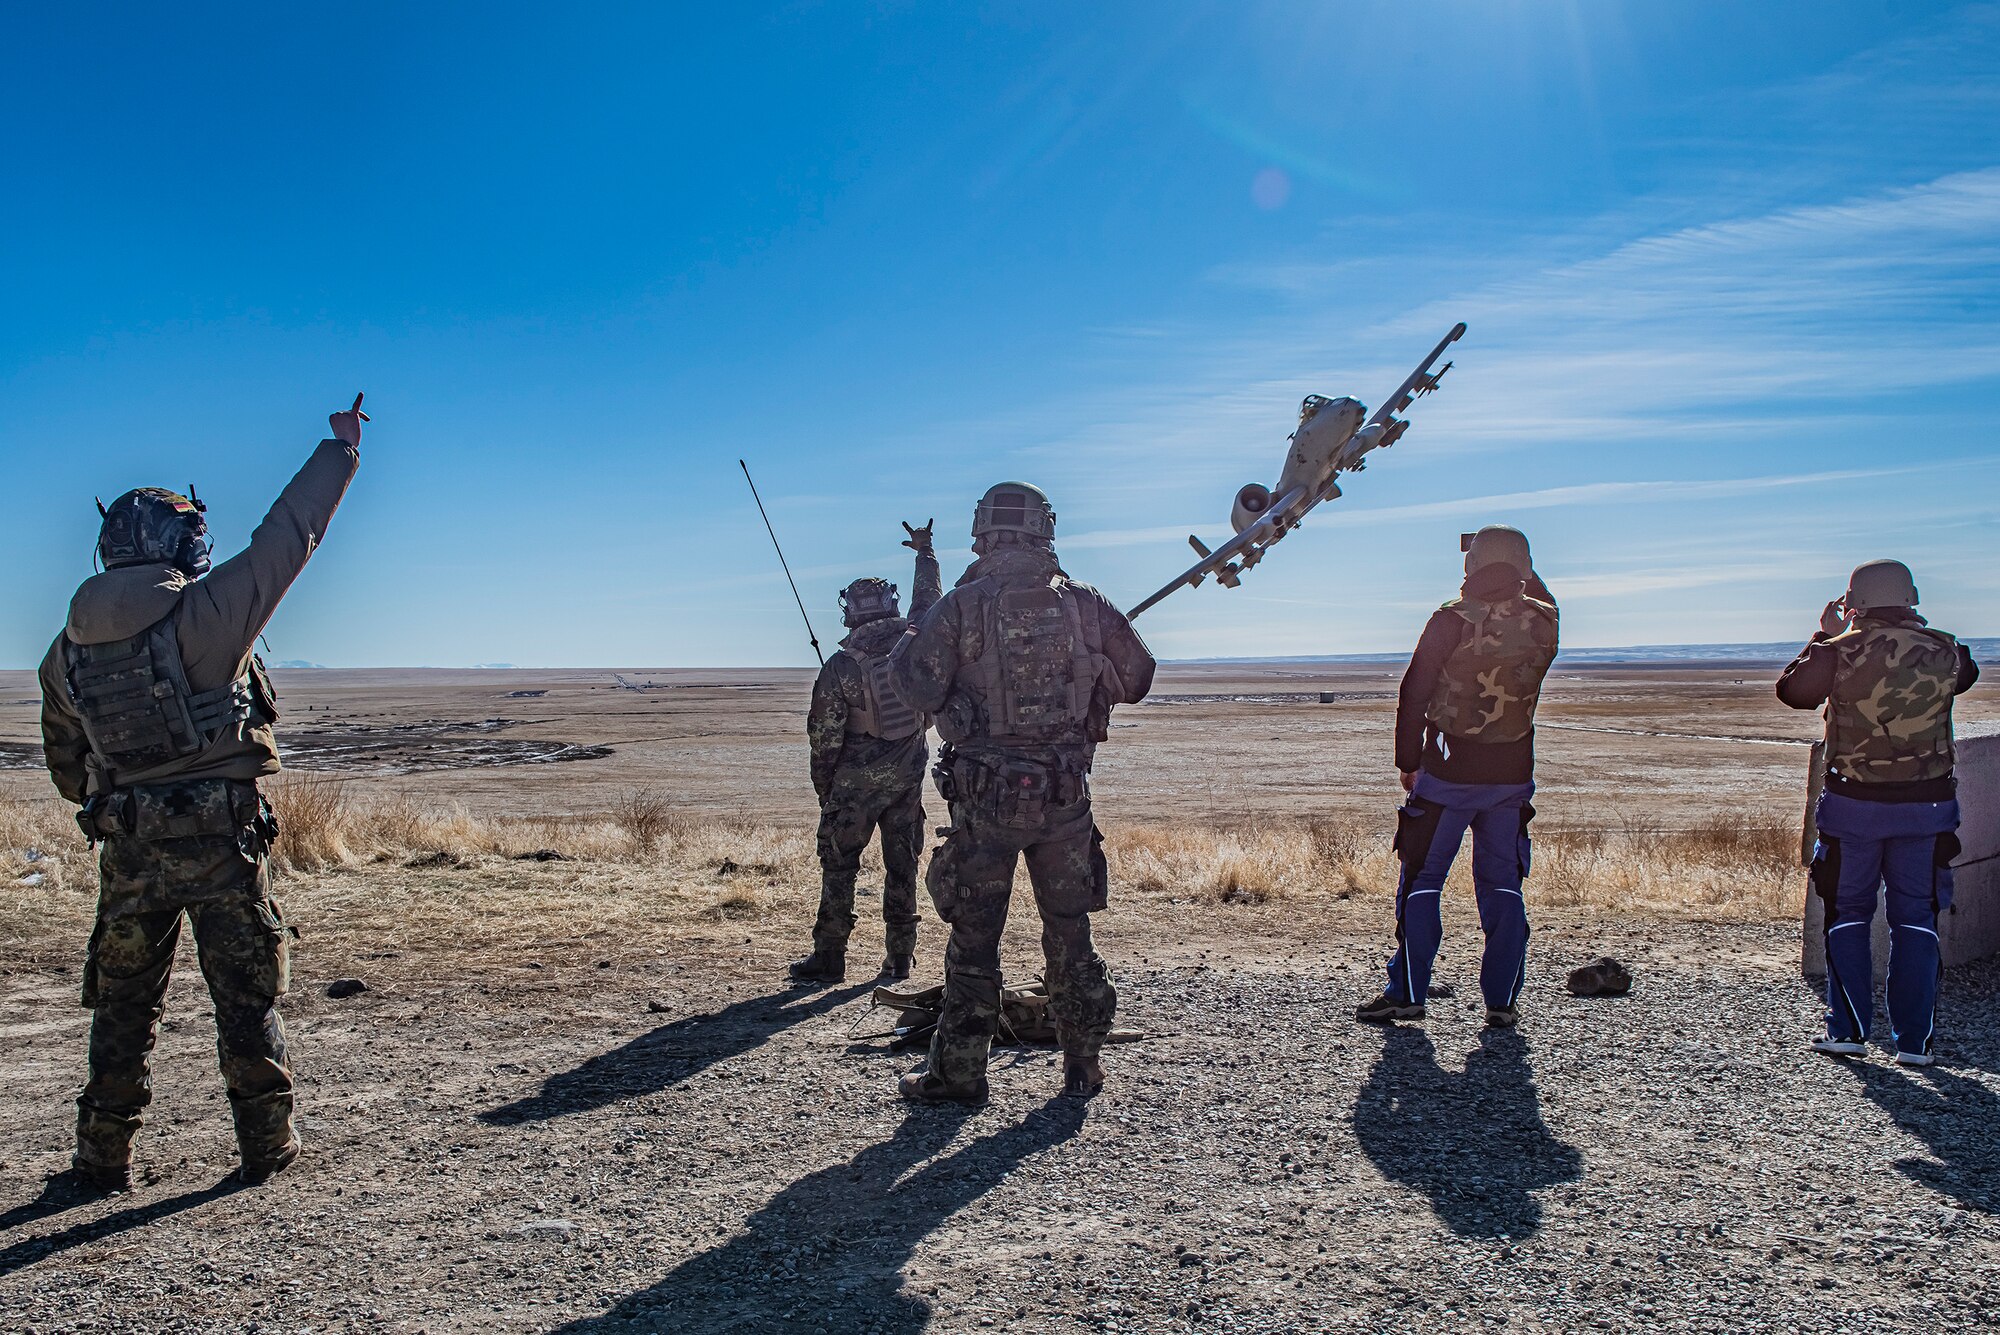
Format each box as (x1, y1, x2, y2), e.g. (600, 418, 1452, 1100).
(38, 395, 368, 1190)
(1357, 525, 1559, 1029)
(886, 482, 1156, 1104)
(788, 521, 943, 986)
(1780, 560, 1980, 1065)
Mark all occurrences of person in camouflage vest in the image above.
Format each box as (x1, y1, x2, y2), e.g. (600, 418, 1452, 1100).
(1780, 559, 1979, 1064)
(1359, 525, 1558, 1029)
(887, 482, 1155, 1104)
(789, 522, 943, 985)
(38, 394, 366, 1190)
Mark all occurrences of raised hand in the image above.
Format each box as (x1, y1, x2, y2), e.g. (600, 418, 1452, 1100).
(1819, 598, 1849, 637)
(901, 519, 935, 555)
(329, 392, 370, 447)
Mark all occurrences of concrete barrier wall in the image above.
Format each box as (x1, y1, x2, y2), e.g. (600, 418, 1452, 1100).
(1802, 727, 2000, 980)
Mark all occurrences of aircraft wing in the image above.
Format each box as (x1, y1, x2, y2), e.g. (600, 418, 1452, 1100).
(1127, 486, 1307, 618)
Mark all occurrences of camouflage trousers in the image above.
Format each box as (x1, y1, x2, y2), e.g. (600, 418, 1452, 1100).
(814, 767, 924, 958)
(77, 781, 295, 1171)
(924, 792, 1114, 1088)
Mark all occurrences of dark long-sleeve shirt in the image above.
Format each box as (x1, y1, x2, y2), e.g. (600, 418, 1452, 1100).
(1394, 567, 1557, 786)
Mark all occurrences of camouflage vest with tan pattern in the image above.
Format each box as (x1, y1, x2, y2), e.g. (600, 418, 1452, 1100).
(1824, 621, 1960, 784)
(1424, 593, 1559, 745)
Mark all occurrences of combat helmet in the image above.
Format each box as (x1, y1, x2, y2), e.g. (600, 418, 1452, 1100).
(1844, 559, 1919, 611)
(972, 482, 1056, 542)
(840, 577, 901, 627)
(97, 488, 212, 577)
(1463, 524, 1530, 578)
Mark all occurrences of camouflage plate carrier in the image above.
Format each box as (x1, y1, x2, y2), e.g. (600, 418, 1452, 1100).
(943, 578, 1113, 747)
(1425, 592, 1559, 744)
(61, 614, 276, 788)
(1825, 622, 1961, 784)
(844, 643, 926, 741)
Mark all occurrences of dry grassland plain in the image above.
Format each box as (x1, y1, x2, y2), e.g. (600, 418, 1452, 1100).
(2, 661, 1998, 1333)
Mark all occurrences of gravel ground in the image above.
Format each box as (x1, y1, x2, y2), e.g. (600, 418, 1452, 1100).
(3, 902, 1998, 1334)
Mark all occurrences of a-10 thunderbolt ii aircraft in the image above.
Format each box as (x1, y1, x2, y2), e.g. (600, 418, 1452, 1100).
(1126, 322, 1467, 618)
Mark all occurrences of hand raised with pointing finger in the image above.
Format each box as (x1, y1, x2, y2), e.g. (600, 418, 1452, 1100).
(329, 392, 370, 447)
(901, 519, 935, 555)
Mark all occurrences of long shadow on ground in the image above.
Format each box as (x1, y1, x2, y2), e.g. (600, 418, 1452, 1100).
(481, 982, 870, 1125)
(548, 1098, 1087, 1334)
(0, 1176, 242, 1278)
(1352, 1027, 1582, 1240)
(1844, 1061, 2000, 1214)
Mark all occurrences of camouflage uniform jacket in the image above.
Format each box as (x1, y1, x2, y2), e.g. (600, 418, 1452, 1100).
(40, 439, 361, 803)
(1396, 566, 1558, 786)
(806, 548, 942, 798)
(890, 546, 1156, 773)
(1779, 609, 1979, 803)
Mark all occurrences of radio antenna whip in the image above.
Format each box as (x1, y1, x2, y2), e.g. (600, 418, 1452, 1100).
(739, 459, 823, 667)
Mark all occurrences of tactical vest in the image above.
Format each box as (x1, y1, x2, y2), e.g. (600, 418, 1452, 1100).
(942, 577, 1106, 747)
(842, 644, 926, 741)
(1824, 621, 1960, 785)
(1424, 593, 1558, 744)
(61, 614, 274, 785)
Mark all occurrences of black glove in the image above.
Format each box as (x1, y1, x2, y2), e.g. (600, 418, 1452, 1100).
(902, 519, 934, 555)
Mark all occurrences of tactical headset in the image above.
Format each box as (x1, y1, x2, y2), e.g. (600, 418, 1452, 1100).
(96, 487, 213, 577)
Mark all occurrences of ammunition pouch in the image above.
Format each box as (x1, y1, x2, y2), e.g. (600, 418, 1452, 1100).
(952, 752, 1085, 831)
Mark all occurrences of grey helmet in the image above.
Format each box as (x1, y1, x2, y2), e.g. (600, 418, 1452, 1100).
(1845, 559, 1919, 611)
(97, 487, 212, 577)
(840, 577, 900, 627)
(1463, 524, 1531, 578)
(972, 482, 1056, 542)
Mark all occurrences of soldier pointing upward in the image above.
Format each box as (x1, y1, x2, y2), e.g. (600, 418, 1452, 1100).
(39, 394, 367, 1189)
(789, 520, 943, 985)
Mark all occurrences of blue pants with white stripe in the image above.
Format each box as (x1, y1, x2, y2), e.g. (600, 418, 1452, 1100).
(1384, 775, 1535, 1011)
(1814, 791, 1959, 1056)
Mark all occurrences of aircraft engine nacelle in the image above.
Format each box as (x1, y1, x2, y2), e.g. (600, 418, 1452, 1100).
(1231, 482, 1274, 534)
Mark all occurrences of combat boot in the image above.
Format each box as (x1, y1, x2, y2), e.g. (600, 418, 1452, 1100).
(880, 953, 914, 981)
(788, 949, 847, 986)
(898, 1071, 989, 1106)
(68, 1152, 133, 1192)
(238, 1137, 302, 1186)
(1061, 1055, 1105, 1100)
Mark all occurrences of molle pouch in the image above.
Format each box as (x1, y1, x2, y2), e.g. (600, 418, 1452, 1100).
(991, 759, 1052, 830)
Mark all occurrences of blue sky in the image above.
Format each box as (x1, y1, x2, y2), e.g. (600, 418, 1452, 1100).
(3, 2, 1995, 667)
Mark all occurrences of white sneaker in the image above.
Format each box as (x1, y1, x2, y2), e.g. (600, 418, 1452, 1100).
(1810, 1036, 1867, 1058)
(1895, 1049, 1936, 1067)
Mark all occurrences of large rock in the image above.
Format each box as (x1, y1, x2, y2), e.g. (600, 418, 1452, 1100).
(1803, 725, 2000, 980)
